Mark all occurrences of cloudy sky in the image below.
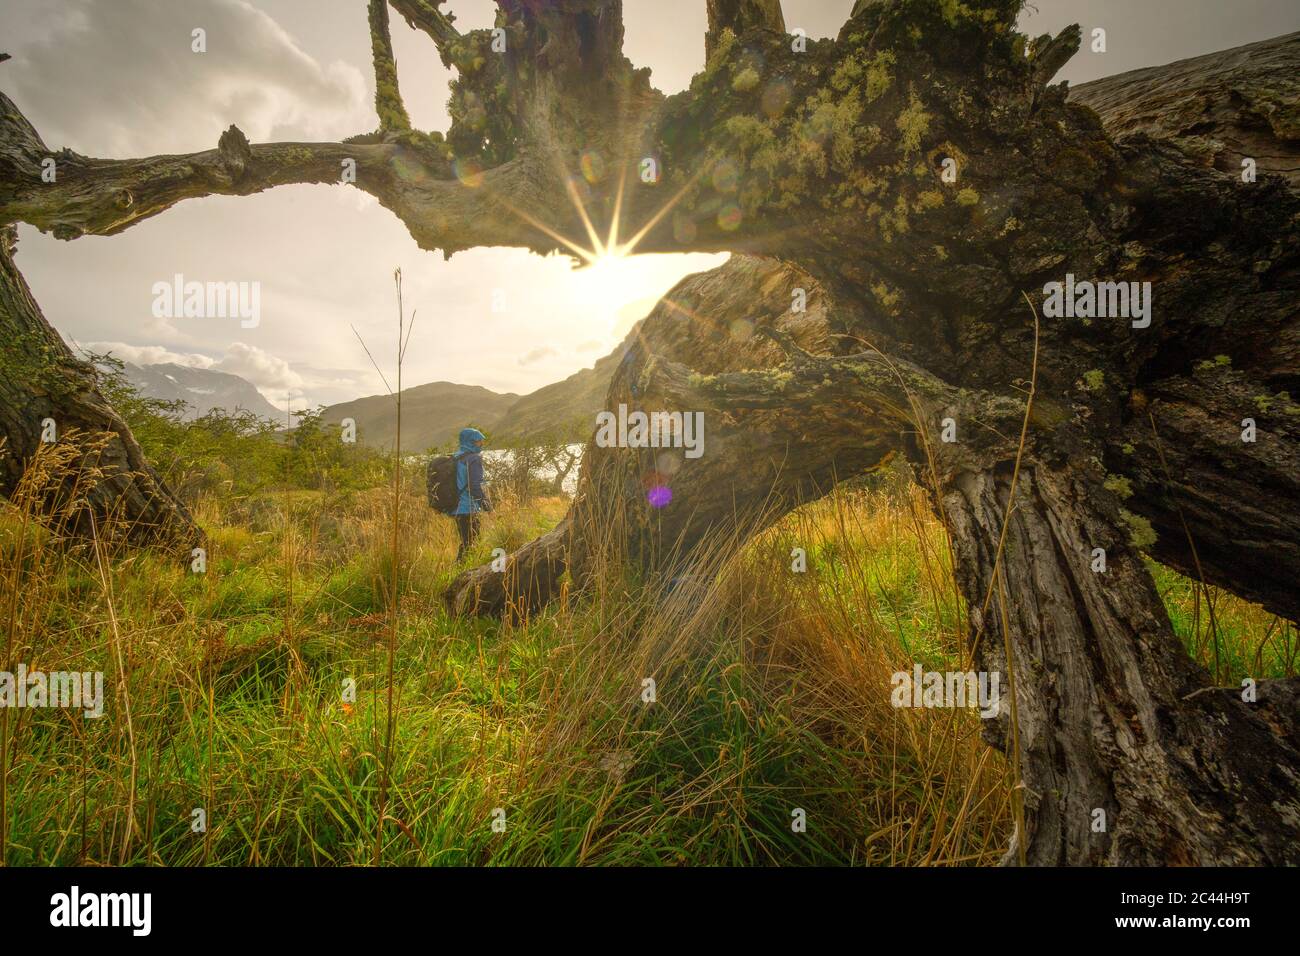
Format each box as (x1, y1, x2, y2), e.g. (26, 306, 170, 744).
(2, 0, 1296, 410)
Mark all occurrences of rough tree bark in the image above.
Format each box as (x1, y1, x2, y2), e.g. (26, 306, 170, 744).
(0, 225, 198, 546)
(2, 2, 1297, 863)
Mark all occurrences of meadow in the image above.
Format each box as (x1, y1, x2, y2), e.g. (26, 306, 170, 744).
(0, 387, 1293, 866)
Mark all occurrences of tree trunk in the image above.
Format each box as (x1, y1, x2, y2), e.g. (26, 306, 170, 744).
(1069, 32, 1300, 623)
(447, 516, 570, 618)
(442, 29, 1300, 628)
(448, 239, 1300, 865)
(939, 459, 1300, 865)
(0, 226, 200, 547)
(449, 255, 913, 614)
(1113, 373, 1300, 625)
(1069, 31, 1300, 190)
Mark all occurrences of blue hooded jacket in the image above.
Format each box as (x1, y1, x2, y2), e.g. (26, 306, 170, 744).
(454, 427, 488, 515)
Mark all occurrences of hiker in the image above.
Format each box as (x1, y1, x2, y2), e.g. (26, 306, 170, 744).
(452, 426, 490, 560)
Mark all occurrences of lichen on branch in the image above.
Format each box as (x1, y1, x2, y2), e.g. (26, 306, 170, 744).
(368, 0, 413, 133)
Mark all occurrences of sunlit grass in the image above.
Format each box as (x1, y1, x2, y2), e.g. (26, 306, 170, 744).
(0, 449, 1288, 866)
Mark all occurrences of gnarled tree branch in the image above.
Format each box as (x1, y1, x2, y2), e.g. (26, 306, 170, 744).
(0, 100, 390, 239)
(389, 0, 463, 56)
(369, 0, 413, 133)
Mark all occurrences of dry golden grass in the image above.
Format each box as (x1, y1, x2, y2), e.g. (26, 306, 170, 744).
(0, 441, 1287, 865)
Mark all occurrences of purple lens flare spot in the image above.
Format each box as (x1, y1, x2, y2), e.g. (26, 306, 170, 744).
(646, 485, 672, 508)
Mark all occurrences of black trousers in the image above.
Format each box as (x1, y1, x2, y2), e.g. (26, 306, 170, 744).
(455, 513, 480, 558)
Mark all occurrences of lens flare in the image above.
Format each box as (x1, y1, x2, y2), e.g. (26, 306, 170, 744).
(454, 156, 484, 188)
(646, 485, 672, 508)
(580, 149, 606, 184)
(711, 160, 739, 193)
(717, 201, 743, 231)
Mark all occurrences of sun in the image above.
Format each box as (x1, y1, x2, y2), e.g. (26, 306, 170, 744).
(568, 245, 728, 346)
(586, 248, 632, 274)
(493, 157, 723, 340)
(495, 151, 704, 273)
(574, 248, 641, 310)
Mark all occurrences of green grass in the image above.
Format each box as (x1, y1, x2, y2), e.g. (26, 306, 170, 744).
(1149, 561, 1297, 684)
(0, 463, 1289, 866)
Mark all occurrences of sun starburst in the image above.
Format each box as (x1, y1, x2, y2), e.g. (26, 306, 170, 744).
(491, 158, 702, 269)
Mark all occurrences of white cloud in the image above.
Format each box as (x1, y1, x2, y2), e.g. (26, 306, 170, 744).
(518, 346, 559, 367)
(84, 340, 319, 408)
(84, 342, 216, 369)
(4, 0, 369, 156)
(214, 341, 303, 396)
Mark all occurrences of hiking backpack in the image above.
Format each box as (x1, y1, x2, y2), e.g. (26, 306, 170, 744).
(425, 453, 461, 514)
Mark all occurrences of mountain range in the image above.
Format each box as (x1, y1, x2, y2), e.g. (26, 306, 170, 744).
(485, 327, 635, 446)
(319, 380, 520, 451)
(120, 328, 637, 449)
(122, 361, 284, 421)
(317, 326, 638, 450)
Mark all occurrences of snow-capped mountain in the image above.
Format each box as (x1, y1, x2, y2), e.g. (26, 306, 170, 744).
(122, 362, 284, 422)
